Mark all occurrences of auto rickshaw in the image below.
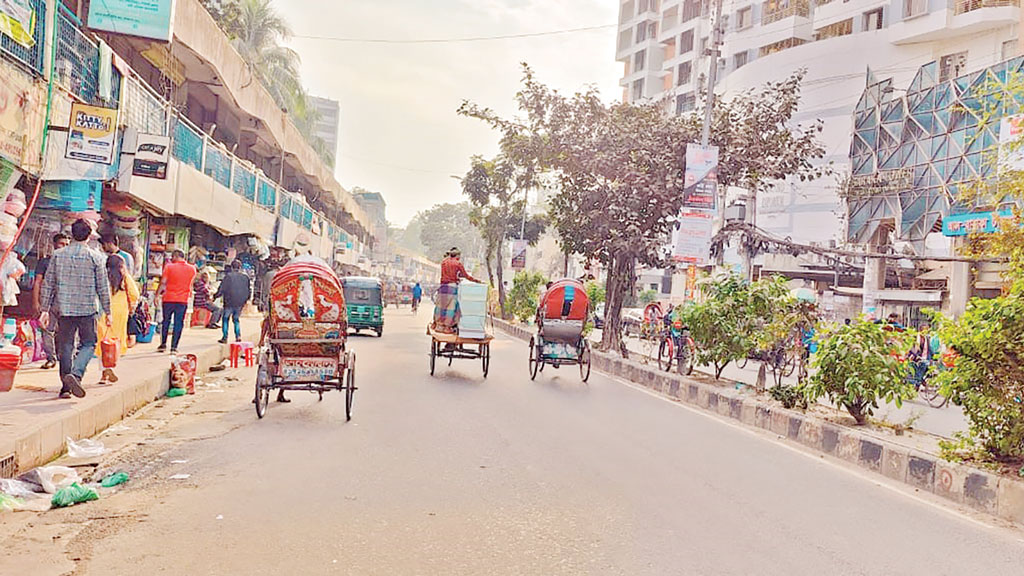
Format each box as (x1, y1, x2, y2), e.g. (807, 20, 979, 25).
(341, 276, 384, 337)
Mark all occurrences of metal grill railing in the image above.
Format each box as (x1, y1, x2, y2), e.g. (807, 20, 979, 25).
(953, 0, 1018, 14)
(0, 0, 46, 74)
(204, 145, 232, 188)
(232, 164, 256, 201)
(257, 179, 277, 209)
(123, 76, 169, 135)
(761, 0, 810, 24)
(172, 118, 204, 171)
(54, 11, 121, 105)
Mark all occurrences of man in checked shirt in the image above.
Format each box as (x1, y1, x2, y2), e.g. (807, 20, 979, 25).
(39, 219, 111, 399)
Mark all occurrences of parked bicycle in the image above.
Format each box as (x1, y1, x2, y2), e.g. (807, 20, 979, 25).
(657, 317, 696, 375)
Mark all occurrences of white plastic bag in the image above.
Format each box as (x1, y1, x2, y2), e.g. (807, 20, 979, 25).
(0, 478, 40, 498)
(17, 465, 81, 494)
(66, 436, 106, 458)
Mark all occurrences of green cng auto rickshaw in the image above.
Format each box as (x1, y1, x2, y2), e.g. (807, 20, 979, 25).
(341, 276, 384, 337)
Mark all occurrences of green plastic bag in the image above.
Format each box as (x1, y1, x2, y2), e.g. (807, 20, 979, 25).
(100, 472, 129, 488)
(51, 483, 98, 508)
(166, 387, 186, 398)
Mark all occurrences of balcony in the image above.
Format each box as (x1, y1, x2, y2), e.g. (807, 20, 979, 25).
(954, 0, 1017, 15)
(762, 0, 810, 24)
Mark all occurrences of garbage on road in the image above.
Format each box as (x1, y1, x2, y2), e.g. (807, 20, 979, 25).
(168, 473, 190, 480)
(17, 465, 81, 494)
(166, 387, 187, 397)
(66, 436, 106, 458)
(51, 483, 99, 508)
(99, 472, 129, 488)
(0, 492, 51, 513)
(170, 354, 198, 394)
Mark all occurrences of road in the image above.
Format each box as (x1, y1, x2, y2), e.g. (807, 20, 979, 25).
(6, 309, 1024, 575)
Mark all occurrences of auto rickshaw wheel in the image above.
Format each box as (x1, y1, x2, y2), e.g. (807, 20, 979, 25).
(376, 327, 383, 337)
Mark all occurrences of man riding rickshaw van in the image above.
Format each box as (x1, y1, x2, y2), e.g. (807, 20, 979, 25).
(431, 247, 482, 336)
(341, 276, 384, 337)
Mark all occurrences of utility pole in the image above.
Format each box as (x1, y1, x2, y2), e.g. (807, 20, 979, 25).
(700, 0, 724, 147)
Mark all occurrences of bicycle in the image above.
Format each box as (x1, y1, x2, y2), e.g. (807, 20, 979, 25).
(657, 320, 696, 375)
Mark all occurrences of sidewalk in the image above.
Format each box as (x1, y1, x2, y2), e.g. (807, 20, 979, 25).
(588, 329, 969, 439)
(0, 318, 260, 475)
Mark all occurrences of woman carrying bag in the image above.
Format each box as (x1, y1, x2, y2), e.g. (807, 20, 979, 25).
(96, 254, 139, 385)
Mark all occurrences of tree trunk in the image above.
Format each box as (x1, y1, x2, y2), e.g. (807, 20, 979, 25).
(496, 236, 508, 319)
(845, 400, 869, 425)
(562, 249, 569, 278)
(600, 252, 634, 357)
(484, 250, 495, 288)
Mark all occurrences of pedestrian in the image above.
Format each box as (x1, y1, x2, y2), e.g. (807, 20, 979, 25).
(215, 259, 251, 344)
(99, 232, 135, 277)
(31, 232, 70, 369)
(38, 219, 111, 399)
(192, 272, 222, 329)
(156, 250, 197, 353)
(95, 254, 139, 385)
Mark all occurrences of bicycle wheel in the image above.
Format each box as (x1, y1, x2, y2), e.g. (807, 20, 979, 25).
(684, 339, 696, 376)
(737, 356, 748, 370)
(781, 351, 797, 378)
(657, 339, 672, 372)
(919, 382, 949, 408)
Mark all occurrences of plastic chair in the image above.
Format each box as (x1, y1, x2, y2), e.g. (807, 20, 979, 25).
(230, 341, 255, 368)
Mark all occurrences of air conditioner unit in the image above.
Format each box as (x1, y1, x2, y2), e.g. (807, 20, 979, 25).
(725, 203, 746, 222)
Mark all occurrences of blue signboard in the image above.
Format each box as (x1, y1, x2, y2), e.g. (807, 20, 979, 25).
(942, 209, 1013, 237)
(88, 0, 175, 42)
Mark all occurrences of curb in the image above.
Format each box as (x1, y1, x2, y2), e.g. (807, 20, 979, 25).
(492, 318, 1024, 526)
(5, 325, 259, 475)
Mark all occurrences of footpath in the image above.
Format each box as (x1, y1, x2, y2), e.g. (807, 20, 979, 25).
(0, 318, 260, 476)
(497, 319, 1024, 527)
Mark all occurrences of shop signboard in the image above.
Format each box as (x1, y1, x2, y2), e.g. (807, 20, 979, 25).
(942, 209, 1014, 237)
(682, 144, 719, 212)
(65, 103, 118, 165)
(0, 59, 36, 165)
(511, 239, 527, 270)
(132, 133, 170, 179)
(88, 0, 175, 42)
(671, 211, 715, 265)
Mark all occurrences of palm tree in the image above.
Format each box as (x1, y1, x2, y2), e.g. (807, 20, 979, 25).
(232, 0, 304, 113)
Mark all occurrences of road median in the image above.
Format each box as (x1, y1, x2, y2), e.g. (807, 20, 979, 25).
(492, 317, 1024, 527)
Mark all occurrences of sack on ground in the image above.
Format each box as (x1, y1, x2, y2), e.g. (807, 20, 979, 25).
(170, 354, 197, 394)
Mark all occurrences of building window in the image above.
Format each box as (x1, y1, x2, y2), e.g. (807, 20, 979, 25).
(679, 29, 695, 53)
(904, 0, 928, 18)
(863, 7, 884, 31)
(638, 0, 650, 13)
(1002, 39, 1018, 60)
(762, 0, 810, 25)
(734, 51, 748, 69)
(677, 61, 693, 85)
(814, 18, 852, 40)
(758, 37, 806, 57)
(633, 79, 645, 101)
(676, 92, 696, 114)
(634, 49, 647, 71)
(699, 36, 708, 54)
(681, 0, 701, 22)
(939, 51, 968, 82)
(736, 6, 753, 30)
(636, 23, 648, 42)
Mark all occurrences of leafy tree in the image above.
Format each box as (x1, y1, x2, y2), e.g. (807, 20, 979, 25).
(638, 290, 658, 305)
(201, 0, 242, 36)
(461, 155, 546, 316)
(417, 202, 485, 265)
(682, 274, 755, 379)
(584, 280, 605, 306)
(459, 65, 826, 355)
(801, 320, 914, 425)
(504, 270, 547, 323)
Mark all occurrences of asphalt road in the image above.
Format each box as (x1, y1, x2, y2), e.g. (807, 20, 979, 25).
(28, 309, 1024, 575)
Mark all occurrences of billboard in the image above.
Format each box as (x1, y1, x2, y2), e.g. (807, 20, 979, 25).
(682, 144, 719, 212)
(65, 103, 118, 165)
(88, 0, 175, 42)
(132, 133, 170, 179)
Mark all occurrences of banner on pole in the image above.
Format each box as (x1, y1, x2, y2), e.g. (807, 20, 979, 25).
(682, 144, 719, 212)
(672, 211, 715, 265)
(511, 239, 527, 270)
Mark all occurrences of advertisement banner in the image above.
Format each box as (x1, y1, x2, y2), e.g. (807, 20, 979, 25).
(0, 60, 35, 165)
(682, 144, 719, 212)
(999, 114, 1024, 172)
(132, 133, 170, 179)
(942, 209, 1013, 237)
(511, 239, 527, 270)
(671, 211, 715, 265)
(88, 0, 175, 42)
(66, 103, 118, 165)
(0, 0, 35, 48)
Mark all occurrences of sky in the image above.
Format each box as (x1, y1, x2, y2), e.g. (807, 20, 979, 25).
(277, 0, 622, 226)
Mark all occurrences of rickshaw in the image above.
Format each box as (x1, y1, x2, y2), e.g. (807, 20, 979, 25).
(341, 276, 384, 337)
(255, 256, 356, 420)
(528, 279, 592, 382)
(427, 282, 492, 377)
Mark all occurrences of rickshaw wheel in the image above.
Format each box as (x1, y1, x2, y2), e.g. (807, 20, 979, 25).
(528, 337, 539, 380)
(580, 341, 592, 383)
(345, 353, 356, 421)
(254, 362, 270, 419)
(429, 340, 437, 376)
(481, 343, 490, 378)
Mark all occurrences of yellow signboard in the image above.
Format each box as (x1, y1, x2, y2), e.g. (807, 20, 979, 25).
(65, 102, 118, 165)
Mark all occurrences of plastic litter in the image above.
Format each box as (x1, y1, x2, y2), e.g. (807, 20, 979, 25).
(101, 423, 132, 435)
(17, 466, 81, 494)
(66, 437, 106, 458)
(0, 478, 40, 498)
(168, 473, 190, 480)
(51, 483, 99, 508)
(166, 387, 186, 398)
(99, 472, 129, 488)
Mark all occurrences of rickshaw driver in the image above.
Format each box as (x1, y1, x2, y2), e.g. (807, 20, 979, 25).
(432, 247, 481, 347)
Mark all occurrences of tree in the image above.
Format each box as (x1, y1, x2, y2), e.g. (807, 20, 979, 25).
(201, 0, 242, 36)
(416, 202, 484, 264)
(801, 320, 914, 425)
(504, 270, 547, 323)
(682, 274, 756, 379)
(459, 65, 827, 355)
(460, 155, 546, 317)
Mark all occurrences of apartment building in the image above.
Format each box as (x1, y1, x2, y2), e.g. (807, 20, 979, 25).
(310, 96, 341, 168)
(616, 0, 1020, 246)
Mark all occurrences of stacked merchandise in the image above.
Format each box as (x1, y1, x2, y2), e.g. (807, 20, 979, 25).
(456, 283, 488, 339)
(100, 195, 144, 277)
(146, 223, 190, 293)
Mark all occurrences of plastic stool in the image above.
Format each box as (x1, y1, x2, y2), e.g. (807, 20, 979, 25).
(190, 308, 212, 328)
(230, 341, 255, 368)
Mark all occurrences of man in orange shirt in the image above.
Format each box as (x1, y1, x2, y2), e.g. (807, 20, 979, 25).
(156, 250, 197, 353)
(433, 247, 480, 333)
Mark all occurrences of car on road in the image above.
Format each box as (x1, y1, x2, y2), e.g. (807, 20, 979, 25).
(594, 303, 605, 329)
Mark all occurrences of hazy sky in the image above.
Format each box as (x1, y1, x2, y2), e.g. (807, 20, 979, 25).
(278, 0, 622, 226)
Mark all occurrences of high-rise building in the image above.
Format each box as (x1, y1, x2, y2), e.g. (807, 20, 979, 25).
(616, 0, 1019, 245)
(354, 190, 389, 264)
(310, 96, 341, 168)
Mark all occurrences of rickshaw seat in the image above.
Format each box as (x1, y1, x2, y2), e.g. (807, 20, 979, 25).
(540, 319, 584, 344)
